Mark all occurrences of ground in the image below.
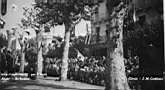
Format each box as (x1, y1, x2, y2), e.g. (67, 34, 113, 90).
(0, 77, 105, 90)
(0, 76, 164, 90)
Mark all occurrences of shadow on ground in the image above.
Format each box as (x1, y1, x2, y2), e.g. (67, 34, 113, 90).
(0, 80, 102, 90)
(0, 80, 75, 90)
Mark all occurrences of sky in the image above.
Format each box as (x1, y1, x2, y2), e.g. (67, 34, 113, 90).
(0, 0, 91, 38)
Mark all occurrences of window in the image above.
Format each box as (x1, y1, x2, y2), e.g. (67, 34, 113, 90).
(138, 15, 146, 26)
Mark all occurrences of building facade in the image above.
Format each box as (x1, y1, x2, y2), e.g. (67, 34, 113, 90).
(90, 0, 108, 45)
(84, 0, 108, 56)
(87, 0, 163, 56)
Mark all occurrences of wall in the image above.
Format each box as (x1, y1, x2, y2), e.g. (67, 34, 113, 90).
(91, 0, 108, 44)
(0, 0, 34, 31)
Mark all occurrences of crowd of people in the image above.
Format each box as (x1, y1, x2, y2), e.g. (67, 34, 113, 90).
(44, 56, 139, 86)
(0, 47, 19, 73)
(44, 56, 106, 85)
(68, 56, 106, 85)
(0, 45, 139, 86)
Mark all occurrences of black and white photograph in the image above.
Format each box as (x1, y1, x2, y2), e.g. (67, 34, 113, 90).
(0, 0, 164, 90)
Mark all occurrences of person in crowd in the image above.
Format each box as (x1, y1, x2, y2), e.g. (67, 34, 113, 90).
(27, 54, 37, 79)
(0, 47, 6, 78)
(43, 57, 50, 77)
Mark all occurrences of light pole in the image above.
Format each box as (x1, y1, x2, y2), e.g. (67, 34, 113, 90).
(1, 0, 7, 16)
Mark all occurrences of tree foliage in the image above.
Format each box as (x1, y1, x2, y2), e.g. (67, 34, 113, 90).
(71, 36, 87, 56)
(34, 0, 103, 26)
(19, 7, 42, 32)
(123, 3, 164, 78)
(123, 6, 164, 58)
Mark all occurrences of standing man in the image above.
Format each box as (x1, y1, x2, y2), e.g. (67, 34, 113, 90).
(43, 57, 50, 78)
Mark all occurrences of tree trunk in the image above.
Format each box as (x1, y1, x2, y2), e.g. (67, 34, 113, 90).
(60, 23, 71, 81)
(20, 48, 25, 73)
(19, 37, 25, 73)
(105, 2, 130, 90)
(36, 34, 43, 78)
(7, 30, 12, 50)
